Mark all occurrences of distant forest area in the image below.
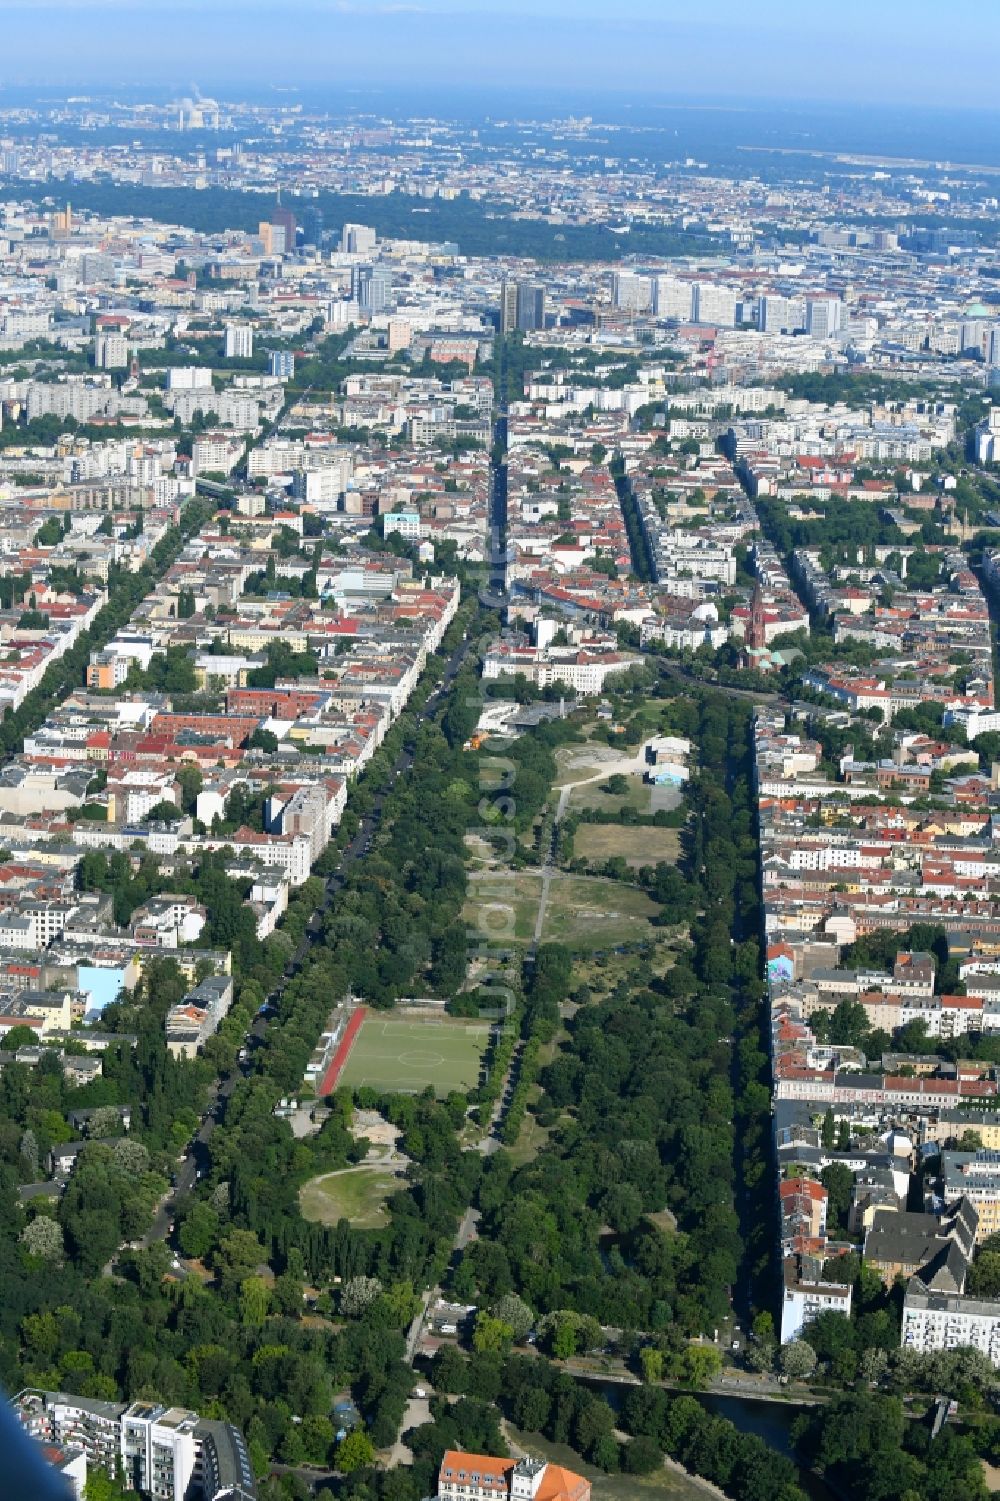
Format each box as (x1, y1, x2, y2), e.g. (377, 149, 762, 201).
(22, 181, 725, 263)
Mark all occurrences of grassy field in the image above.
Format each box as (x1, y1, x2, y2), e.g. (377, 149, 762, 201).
(505, 1032, 563, 1167)
(573, 823, 681, 868)
(465, 869, 659, 950)
(464, 869, 542, 943)
(298, 1165, 404, 1228)
(542, 873, 660, 949)
(646, 1207, 679, 1234)
(506, 1112, 553, 1168)
(566, 777, 653, 816)
(571, 942, 678, 1000)
(337, 1015, 491, 1096)
(464, 833, 498, 867)
(507, 1426, 712, 1501)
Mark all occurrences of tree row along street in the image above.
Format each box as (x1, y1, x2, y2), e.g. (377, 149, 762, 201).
(147, 620, 481, 1248)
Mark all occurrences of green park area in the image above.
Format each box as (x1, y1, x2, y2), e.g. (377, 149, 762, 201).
(572, 823, 681, 869)
(464, 868, 660, 949)
(541, 873, 660, 947)
(464, 868, 543, 943)
(508, 1427, 710, 1501)
(568, 778, 654, 814)
(336, 1015, 490, 1096)
(298, 1165, 404, 1229)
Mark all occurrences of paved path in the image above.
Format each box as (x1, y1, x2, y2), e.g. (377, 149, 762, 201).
(455, 1205, 480, 1250)
(387, 1391, 431, 1468)
(532, 824, 558, 944)
(404, 1288, 434, 1366)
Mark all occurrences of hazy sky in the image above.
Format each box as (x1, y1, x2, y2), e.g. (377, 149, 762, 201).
(0, 0, 995, 105)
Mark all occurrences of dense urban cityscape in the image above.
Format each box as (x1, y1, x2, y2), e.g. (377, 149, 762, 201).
(7, 42, 1000, 1501)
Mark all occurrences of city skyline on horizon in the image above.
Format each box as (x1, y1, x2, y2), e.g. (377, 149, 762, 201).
(0, 0, 995, 109)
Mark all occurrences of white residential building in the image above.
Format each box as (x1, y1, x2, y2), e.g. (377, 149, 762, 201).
(165, 367, 213, 392)
(224, 325, 254, 359)
(94, 333, 130, 370)
(383, 512, 422, 542)
(121, 1403, 199, 1501)
(780, 1260, 853, 1343)
(902, 1282, 1000, 1366)
(652, 274, 695, 321)
(191, 434, 244, 475)
(15, 1390, 257, 1501)
(692, 282, 737, 328)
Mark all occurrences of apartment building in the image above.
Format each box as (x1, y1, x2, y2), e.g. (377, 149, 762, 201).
(482, 636, 640, 695)
(164, 975, 234, 1061)
(780, 1257, 853, 1344)
(902, 1284, 1000, 1365)
(15, 1391, 255, 1501)
(940, 1152, 1000, 1243)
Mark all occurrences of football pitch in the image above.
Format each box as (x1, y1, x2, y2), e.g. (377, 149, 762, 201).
(337, 1015, 491, 1096)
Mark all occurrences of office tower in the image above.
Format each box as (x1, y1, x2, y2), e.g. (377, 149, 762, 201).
(257, 221, 285, 257)
(301, 205, 324, 247)
(612, 270, 652, 313)
(988, 326, 1000, 367)
(224, 325, 254, 359)
(268, 350, 295, 379)
(804, 296, 843, 340)
(652, 274, 694, 321)
(271, 204, 297, 252)
(516, 282, 545, 332)
(692, 282, 737, 328)
(341, 223, 377, 255)
(500, 277, 518, 334)
(353, 266, 391, 316)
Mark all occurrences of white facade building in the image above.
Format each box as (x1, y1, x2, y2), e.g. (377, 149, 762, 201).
(612, 271, 653, 313)
(780, 1263, 853, 1343)
(902, 1283, 1000, 1366)
(224, 325, 254, 359)
(383, 511, 422, 542)
(692, 282, 737, 328)
(165, 367, 213, 392)
(94, 333, 130, 370)
(805, 297, 843, 340)
(652, 275, 695, 321)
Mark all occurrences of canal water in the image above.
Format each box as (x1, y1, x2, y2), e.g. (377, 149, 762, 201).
(581, 1378, 839, 1501)
(699, 1394, 838, 1501)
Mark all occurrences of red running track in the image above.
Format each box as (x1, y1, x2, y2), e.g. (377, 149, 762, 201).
(318, 1006, 367, 1096)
